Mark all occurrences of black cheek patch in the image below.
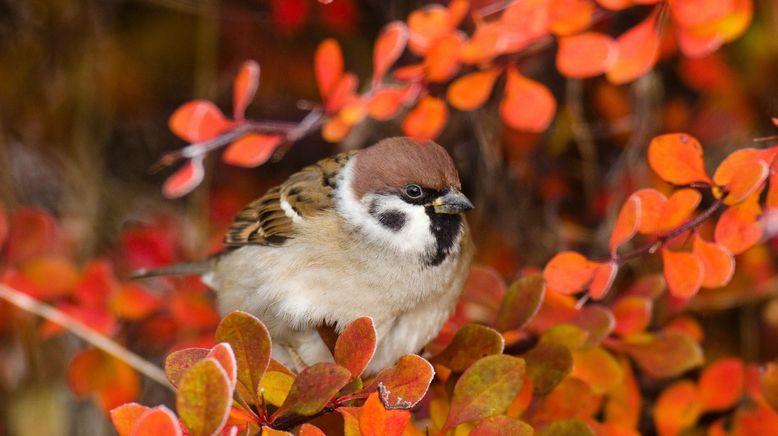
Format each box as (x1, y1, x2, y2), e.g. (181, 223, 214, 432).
(378, 210, 407, 232)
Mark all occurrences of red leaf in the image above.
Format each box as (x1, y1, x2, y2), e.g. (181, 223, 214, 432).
(176, 358, 232, 436)
(714, 192, 764, 254)
(335, 317, 377, 378)
(5, 207, 58, 264)
(543, 251, 594, 295)
(207, 343, 238, 389)
(698, 357, 744, 411)
(648, 133, 711, 185)
(163, 157, 205, 199)
(233, 60, 260, 121)
(223, 134, 283, 168)
(557, 32, 617, 78)
(169, 100, 232, 143)
(612, 296, 652, 336)
(111, 403, 150, 436)
(165, 348, 210, 387)
(68, 348, 140, 413)
(501, 67, 556, 132)
(109, 283, 161, 320)
(315, 38, 344, 100)
(20, 256, 79, 299)
(373, 21, 408, 84)
(359, 392, 411, 436)
(361, 354, 434, 407)
(273, 363, 351, 418)
(75, 260, 119, 310)
(692, 234, 735, 288)
(653, 381, 702, 435)
(447, 68, 501, 111)
(215, 311, 272, 400)
(589, 262, 618, 301)
(402, 96, 447, 140)
(130, 406, 182, 436)
(661, 249, 703, 298)
(606, 11, 660, 84)
(431, 324, 504, 372)
(610, 195, 641, 255)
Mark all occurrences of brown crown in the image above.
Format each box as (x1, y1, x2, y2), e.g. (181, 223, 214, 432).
(351, 137, 460, 199)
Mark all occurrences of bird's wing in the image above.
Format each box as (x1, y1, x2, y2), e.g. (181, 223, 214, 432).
(223, 151, 355, 247)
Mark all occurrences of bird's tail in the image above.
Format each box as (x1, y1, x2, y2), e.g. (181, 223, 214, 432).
(130, 260, 213, 279)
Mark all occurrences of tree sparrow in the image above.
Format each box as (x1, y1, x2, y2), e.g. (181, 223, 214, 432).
(139, 137, 474, 374)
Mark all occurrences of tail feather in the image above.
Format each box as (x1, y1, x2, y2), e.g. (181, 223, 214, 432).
(130, 260, 212, 279)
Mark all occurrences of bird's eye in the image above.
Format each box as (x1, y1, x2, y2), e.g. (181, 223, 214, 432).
(404, 184, 423, 199)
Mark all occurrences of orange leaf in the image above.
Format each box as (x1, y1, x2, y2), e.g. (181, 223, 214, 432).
(692, 234, 734, 288)
(298, 424, 326, 436)
(447, 68, 501, 111)
(68, 348, 140, 413)
(359, 392, 411, 436)
(207, 343, 238, 389)
(610, 195, 641, 255)
(676, 27, 724, 58)
(669, 0, 734, 29)
(648, 133, 711, 186)
(407, 5, 451, 54)
(596, 0, 634, 10)
(549, 0, 595, 36)
(20, 256, 79, 299)
(612, 296, 652, 336)
(698, 357, 744, 411)
(325, 73, 359, 114)
(169, 100, 232, 143)
(500, 67, 556, 132)
(713, 152, 769, 205)
(367, 85, 416, 121)
(653, 381, 702, 436)
(604, 358, 641, 429)
(233, 60, 260, 121)
(606, 12, 660, 84)
(633, 189, 667, 234)
(661, 249, 703, 298)
(557, 32, 617, 78)
(402, 96, 448, 140)
(424, 32, 464, 82)
(223, 134, 283, 168)
(589, 262, 618, 301)
(315, 38, 344, 100)
(321, 115, 353, 143)
(373, 22, 409, 84)
(572, 346, 624, 394)
(111, 403, 150, 436)
(393, 63, 425, 81)
(460, 21, 507, 65)
(110, 283, 161, 320)
(714, 191, 763, 254)
(5, 207, 58, 264)
(163, 157, 205, 199)
(655, 188, 701, 234)
(543, 251, 594, 295)
(501, 0, 550, 52)
(130, 406, 182, 436)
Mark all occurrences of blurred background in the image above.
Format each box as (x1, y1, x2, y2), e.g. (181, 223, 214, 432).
(0, 0, 777, 434)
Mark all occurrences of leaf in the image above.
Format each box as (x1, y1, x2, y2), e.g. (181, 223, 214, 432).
(335, 317, 377, 378)
(431, 324, 504, 372)
(606, 12, 660, 84)
(549, 0, 595, 36)
(19, 256, 79, 299)
(571, 346, 624, 394)
(165, 348, 210, 387)
(176, 358, 232, 436)
(362, 355, 434, 407)
(407, 5, 451, 54)
(367, 85, 414, 121)
(570, 305, 616, 347)
(169, 100, 232, 143)
(130, 406, 182, 436)
(633, 189, 667, 234)
(298, 424, 326, 436)
(760, 361, 778, 411)
(714, 191, 764, 254)
(163, 157, 205, 199)
(470, 415, 533, 436)
(537, 419, 595, 436)
(447, 68, 501, 111)
(543, 251, 594, 295)
(207, 343, 238, 389)
(215, 311, 272, 400)
(68, 348, 140, 413)
(692, 234, 735, 288)
(556, 32, 617, 78)
(5, 207, 58, 264)
(523, 342, 573, 396)
(621, 332, 703, 378)
(359, 392, 411, 436)
(610, 195, 641, 255)
(612, 296, 652, 336)
(259, 371, 295, 407)
(442, 355, 526, 432)
(315, 38, 344, 100)
(655, 188, 701, 234)
(424, 32, 464, 82)
(495, 273, 545, 332)
(373, 21, 408, 84)
(325, 73, 359, 114)
(223, 134, 283, 168)
(233, 60, 260, 121)
(662, 249, 703, 299)
(648, 133, 711, 185)
(698, 358, 744, 411)
(718, 157, 769, 205)
(402, 96, 447, 140)
(500, 67, 556, 132)
(604, 358, 641, 429)
(588, 262, 618, 301)
(109, 283, 161, 320)
(653, 381, 701, 436)
(111, 403, 150, 436)
(273, 363, 351, 417)
(321, 115, 352, 143)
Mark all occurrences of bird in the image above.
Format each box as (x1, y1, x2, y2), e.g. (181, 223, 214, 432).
(137, 137, 474, 374)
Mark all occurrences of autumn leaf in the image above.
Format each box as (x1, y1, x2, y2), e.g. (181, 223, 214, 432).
(402, 96, 447, 140)
(557, 32, 617, 78)
(367, 85, 415, 121)
(431, 324, 504, 372)
(543, 251, 594, 295)
(661, 249, 704, 298)
(523, 342, 573, 396)
(606, 11, 660, 84)
(549, 0, 595, 36)
(713, 150, 770, 205)
(298, 424, 326, 436)
(633, 189, 667, 234)
(570, 305, 616, 347)
(111, 403, 150, 436)
(165, 348, 210, 387)
(68, 348, 140, 413)
(760, 361, 778, 412)
(612, 296, 652, 336)
(470, 415, 533, 436)
(407, 5, 451, 54)
(648, 133, 711, 186)
(315, 38, 344, 100)
(621, 332, 703, 378)
(424, 32, 464, 82)
(610, 195, 641, 255)
(714, 191, 764, 254)
(604, 358, 641, 429)
(698, 358, 744, 411)
(447, 69, 501, 111)
(259, 371, 295, 407)
(335, 317, 377, 378)
(223, 134, 283, 168)
(655, 188, 701, 234)
(359, 392, 410, 436)
(163, 157, 205, 199)
(233, 60, 260, 121)
(537, 419, 595, 436)
(130, 406, 182, 436)
(361, 354, 434, 407)
(207, 343, 238, 389)
(571, 346, 624, 394)
(653, 381, 701, 436)
(176, 358, 232, 436)
(215, 311, 272, 401)
(373, 21, 408, 84)
(501, 67, 556, 132)
(273, 363, 351, 418)
(169, 100, 232, 143)
(588, 262, 619, 301)
(495, 273, 545, 332)
(692, 234, 735, 288)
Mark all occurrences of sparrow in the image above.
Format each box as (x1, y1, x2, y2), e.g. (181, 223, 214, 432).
(138, 137, 474, 374)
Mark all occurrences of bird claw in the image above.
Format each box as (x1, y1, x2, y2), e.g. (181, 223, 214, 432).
(377, 383, 413, 410)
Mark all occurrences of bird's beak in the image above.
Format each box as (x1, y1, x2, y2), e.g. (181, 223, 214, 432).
(431, 188, 474, 214)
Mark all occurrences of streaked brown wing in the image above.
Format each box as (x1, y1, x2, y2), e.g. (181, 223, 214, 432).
(223, 151, 355, 246)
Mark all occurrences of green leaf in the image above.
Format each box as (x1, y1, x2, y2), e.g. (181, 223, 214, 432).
(537, 419, 595, 436)
(335, 317, 377, 379)
(273, 363, 351, 418)
(215, 311, 272, 399)
(164, 348, 209, 387)
(431, 324, 504, 372)
(621, 332, 703, 378)
(442, 355, 526, 432)
(176, 358, 231, 436)
(470, 415, 533, 436)
(524, 342, 573, 396)
(495, 273, 545, 332)
(361, 354, 434, 407)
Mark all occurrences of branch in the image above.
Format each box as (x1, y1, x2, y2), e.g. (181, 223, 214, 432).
(0, 283, 173, 391)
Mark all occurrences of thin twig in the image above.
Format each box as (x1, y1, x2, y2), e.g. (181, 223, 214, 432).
(0, 283, 173, 391)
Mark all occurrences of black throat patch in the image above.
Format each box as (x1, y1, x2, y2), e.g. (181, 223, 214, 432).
(424, 208, 462, 266)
